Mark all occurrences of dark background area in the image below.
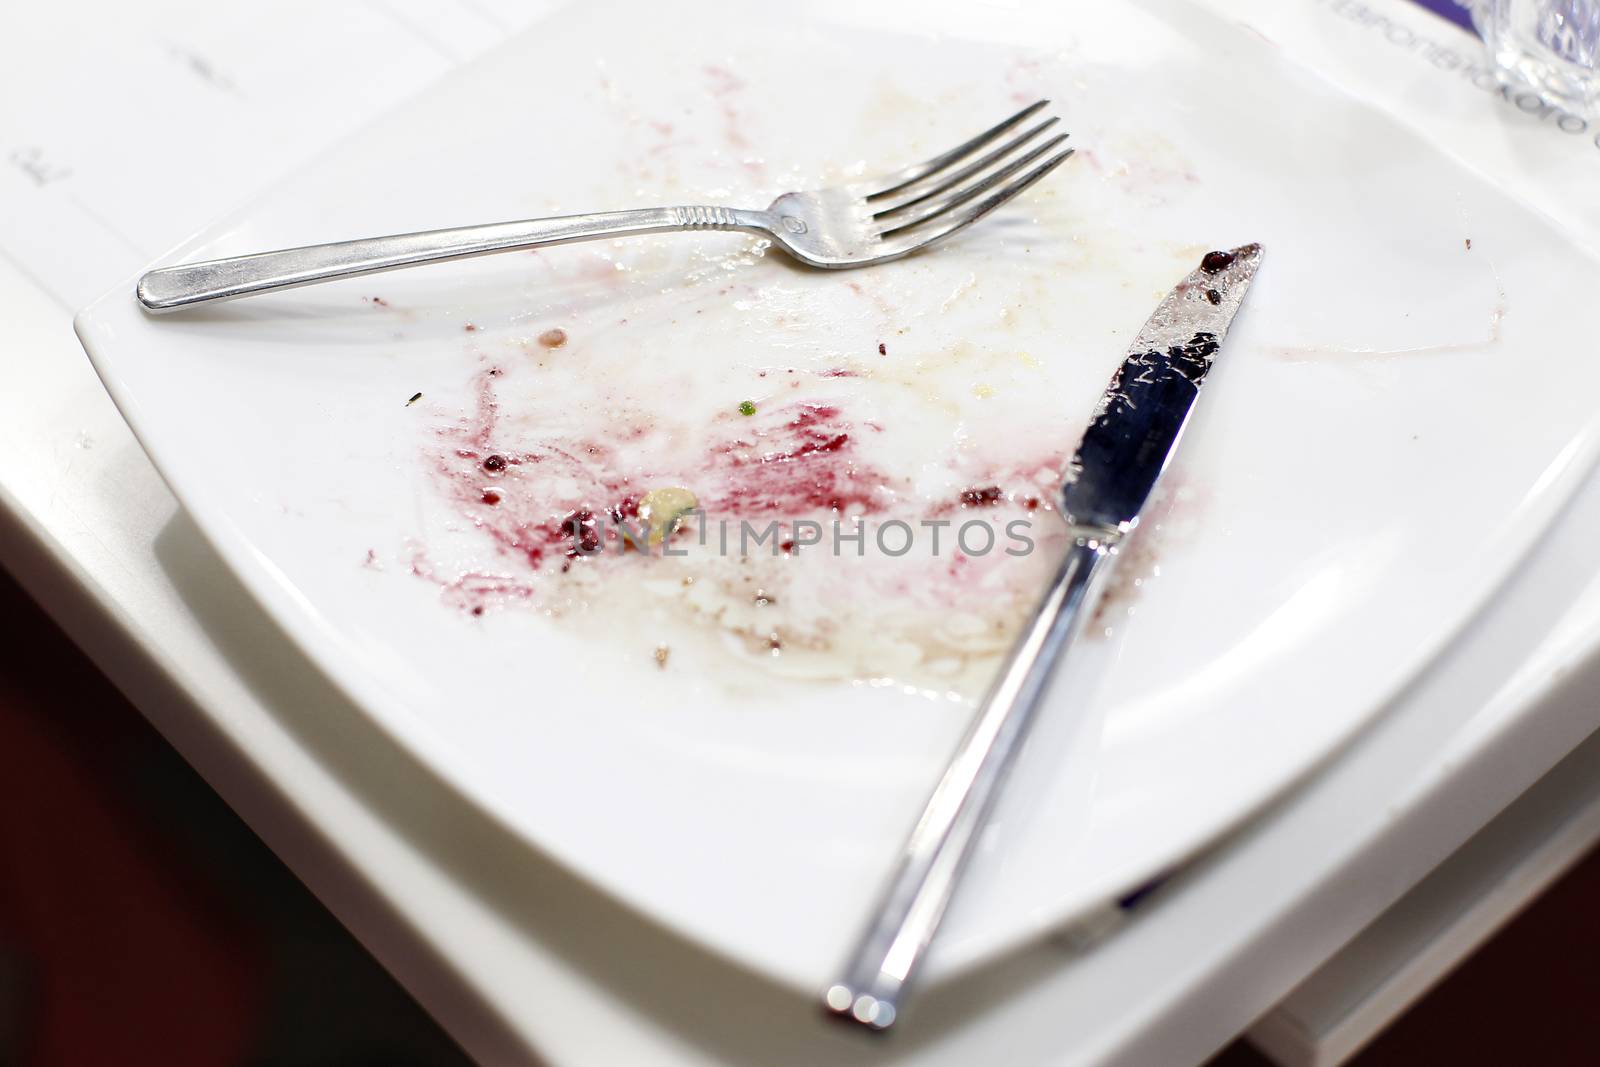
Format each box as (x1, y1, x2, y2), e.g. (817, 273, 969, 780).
(0, 564, 471, 1067)
(1, 560, 1596, 1066)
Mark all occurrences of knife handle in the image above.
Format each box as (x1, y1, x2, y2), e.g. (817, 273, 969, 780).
(825, 531, 1119, 1030)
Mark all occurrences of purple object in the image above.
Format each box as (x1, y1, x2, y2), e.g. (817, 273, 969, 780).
(1408, 0, 1479, 33)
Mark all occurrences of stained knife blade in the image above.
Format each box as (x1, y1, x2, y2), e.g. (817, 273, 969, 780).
(1063, 243, 1263, 533)
(826, 244, 1263, 1032)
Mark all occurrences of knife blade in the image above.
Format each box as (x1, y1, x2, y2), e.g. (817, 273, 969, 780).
(825, 244, 1263, 1032)
(1064, 243, 1263, 532)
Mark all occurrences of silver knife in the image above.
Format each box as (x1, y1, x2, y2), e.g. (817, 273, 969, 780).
(825, 243, 1264, 1031)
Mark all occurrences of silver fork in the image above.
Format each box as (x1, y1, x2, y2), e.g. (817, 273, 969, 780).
(136, 101, 1072, 313)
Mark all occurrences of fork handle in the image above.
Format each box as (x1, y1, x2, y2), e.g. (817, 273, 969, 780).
(825, 532, 1118, 1030)
(136, 206, 769, 312)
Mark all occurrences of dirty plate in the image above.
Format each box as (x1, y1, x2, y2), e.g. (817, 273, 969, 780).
(78, 0, 1600, 993)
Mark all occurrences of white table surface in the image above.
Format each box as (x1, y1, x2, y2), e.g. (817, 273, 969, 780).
(6, 2, 1600, 1064)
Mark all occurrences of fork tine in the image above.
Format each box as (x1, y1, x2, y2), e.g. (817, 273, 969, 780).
(875, 135, 1070, 238)
(868, 99, 1049, 202)
(873, 117, 1062, 221)
(878, 148, 1075, 258)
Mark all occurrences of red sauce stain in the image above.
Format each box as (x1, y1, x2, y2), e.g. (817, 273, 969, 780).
(561, 509, 603, 557)
(408, 549, 538, 614)
(960, 485, 1004, 508)
(922, 456, 1066, 520)
(702, 403, 886, 515)
(420, 370, 903, 613)
(416, 345, 1092, 619)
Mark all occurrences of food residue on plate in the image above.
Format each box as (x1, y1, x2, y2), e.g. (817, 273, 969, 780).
(403, 346, 1084, 696)
(378, 73, 1198, 697)
(637, 485, 699, 545)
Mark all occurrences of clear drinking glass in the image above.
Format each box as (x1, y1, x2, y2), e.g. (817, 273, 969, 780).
(1464, 0, 1600, 114)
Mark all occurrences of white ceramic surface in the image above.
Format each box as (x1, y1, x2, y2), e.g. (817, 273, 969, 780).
(78, 0, 1600, 991)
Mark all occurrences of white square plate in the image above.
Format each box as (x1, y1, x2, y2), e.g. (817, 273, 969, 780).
(78, 0, 1600, 992)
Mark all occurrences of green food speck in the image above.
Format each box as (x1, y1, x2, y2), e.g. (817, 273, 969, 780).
(738, 400, 757, 416)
